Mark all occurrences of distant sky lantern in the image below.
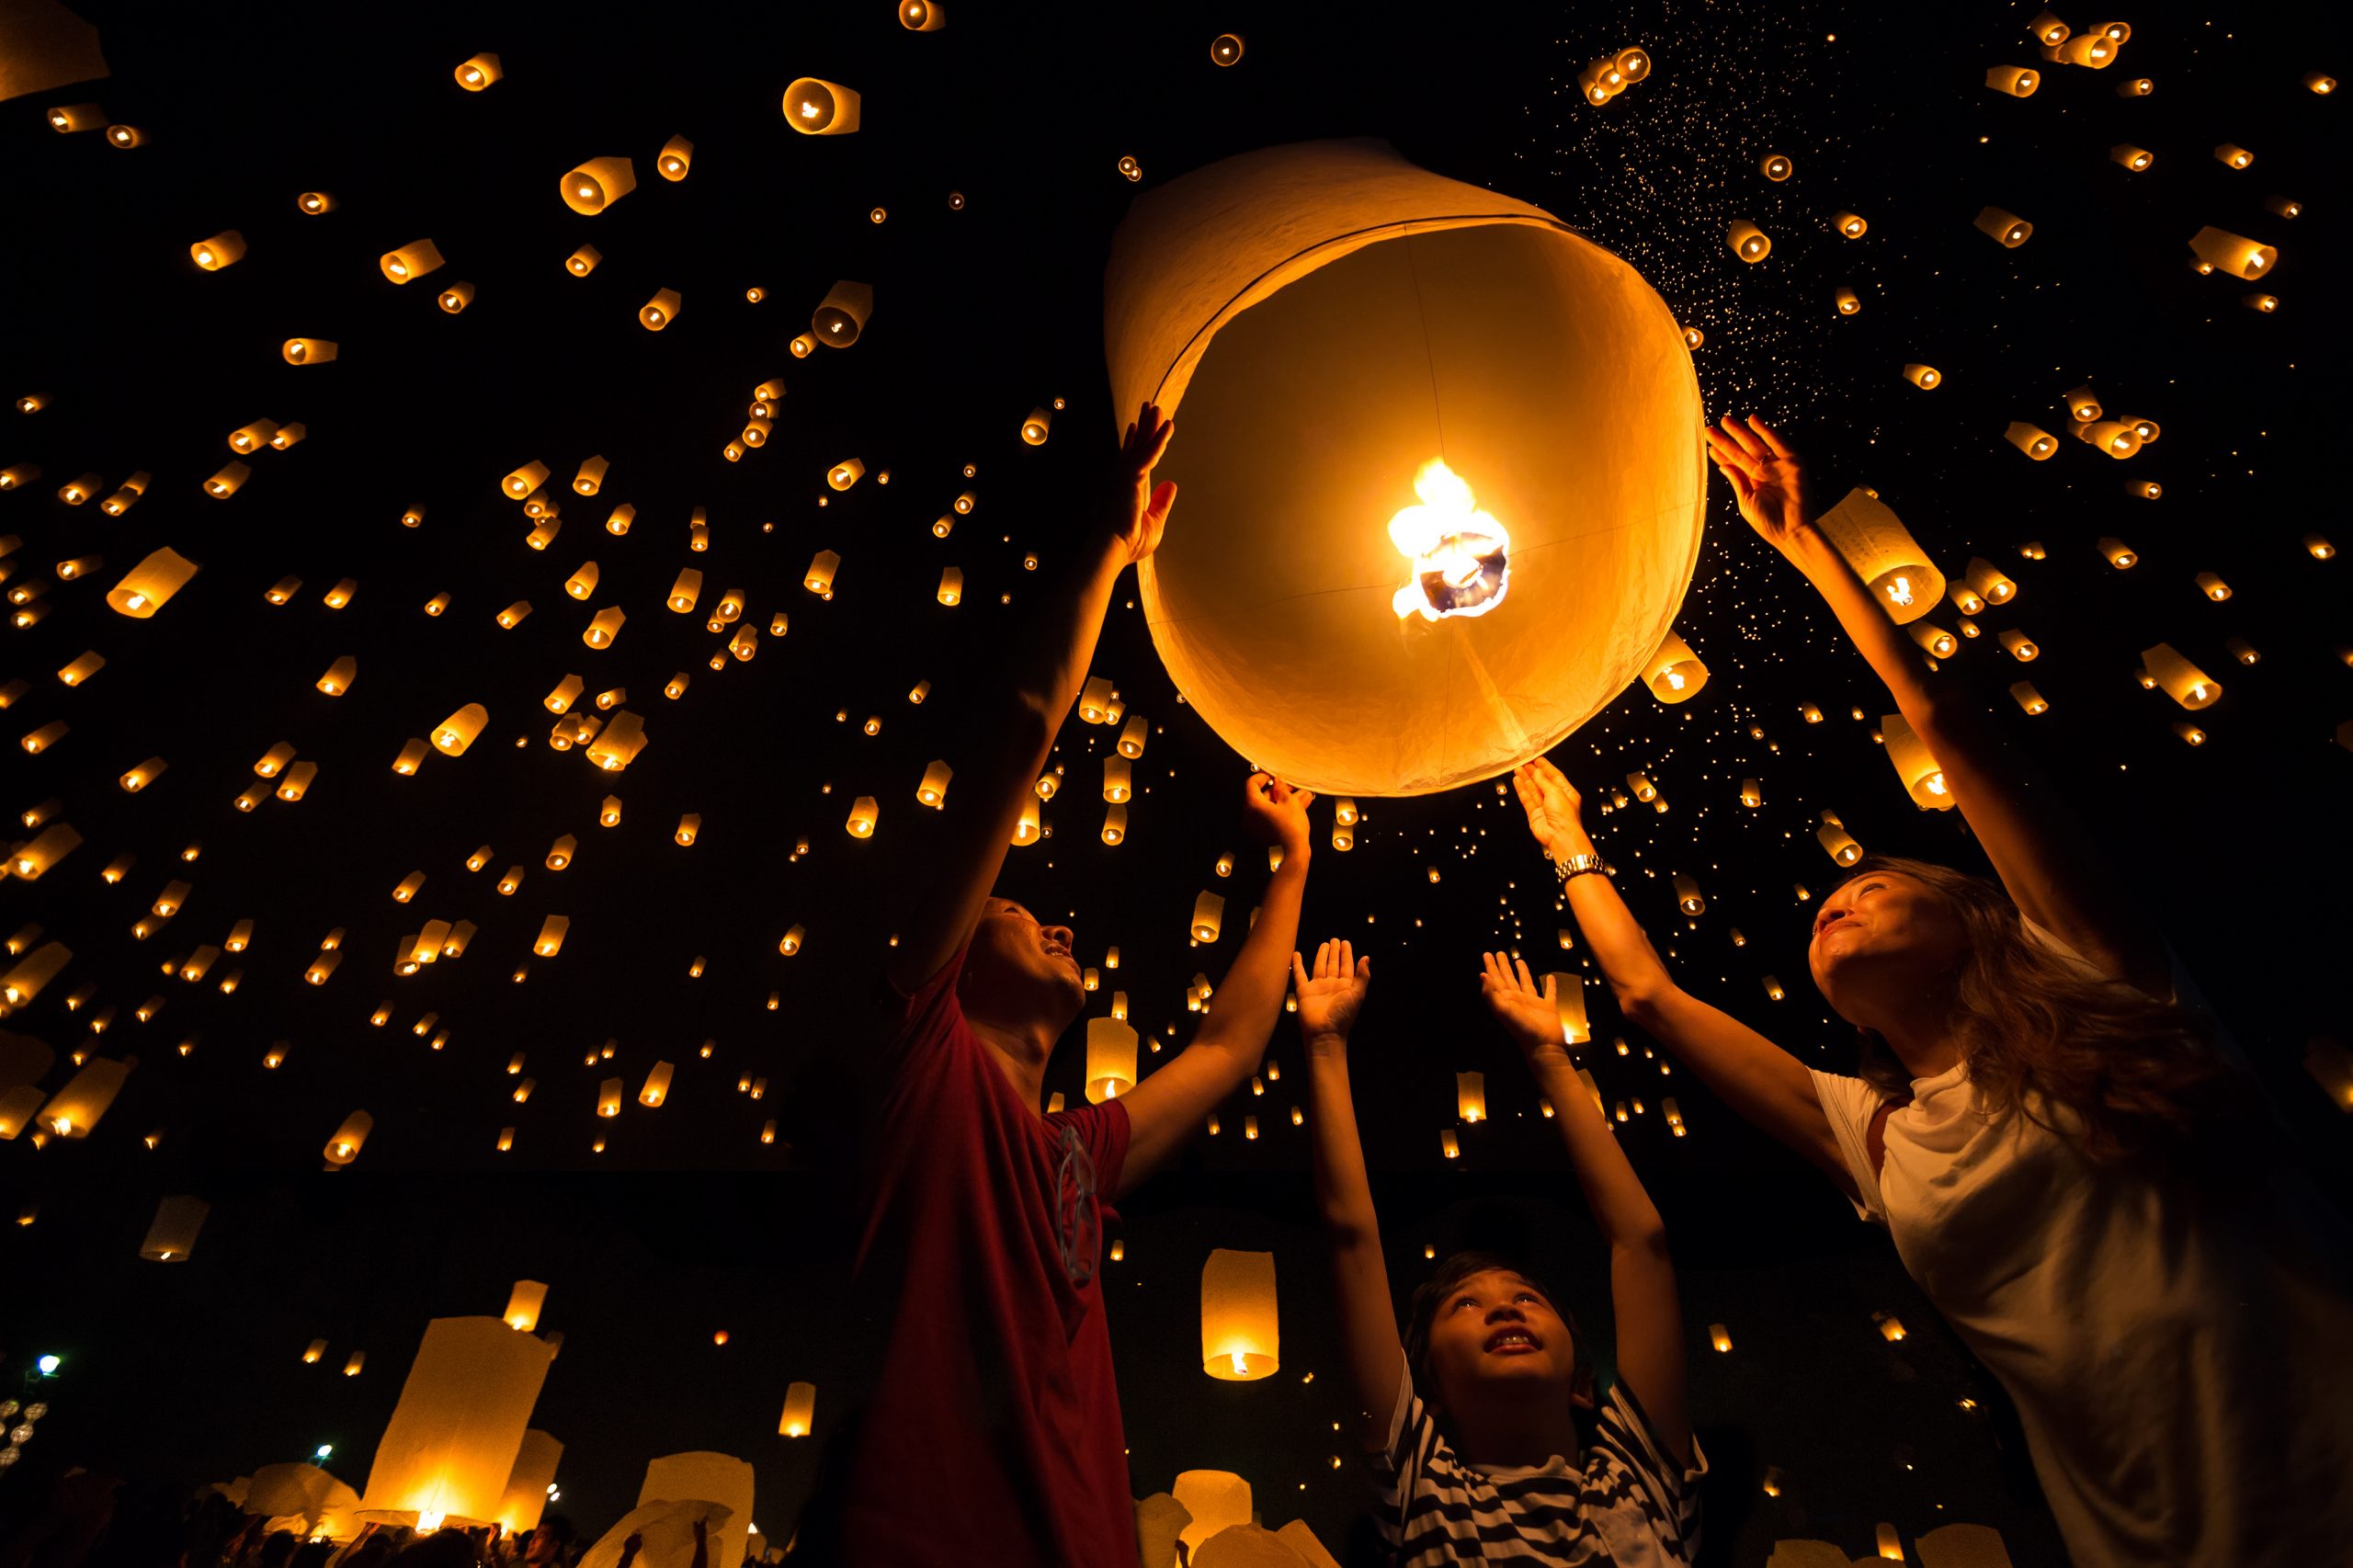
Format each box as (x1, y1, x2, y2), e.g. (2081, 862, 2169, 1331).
(324, 1110, 373, 1166)
(917, 760, 952, 807)
(1881, 712, 1954, 810)
(639, 289, 681, 330)
(937, 567, 963, 605)
(780, 1381, 818, 1437)
(2142, 643, 2220, 709)
(2304, 534, 2336, 560)
(1903, 362, 1941, 388)
(1973, 207, 2031, 247)
(899, 0, 944, 28)
(1963, 558, 2016, 605)
(813, 280, 873, 346)
(1672, 873, 1706, 915)
(434, 705, 487, 756)
(2028, 8, 2068, 43)
(277, 762, 317, 801)
(667, 568, 703, 612)
(2010, 680, 2049, 714)
(657, 134, 693, 180)
(585, 710, 646, 770)
(2081, 421, 2142, 458)
(640, 1062, 674, 1105)
(2046, 31, 2114, 66)
(2214, 142, 2254, 171)
(316, 656, 358, 696)
(438, 281, 474, 313)
(1103, 757, 1132, 802)
(1985, 64, 2040, 97)
(565, 244, 601, 277)
(190, 231, 245, 270)
(108, 547, 199, 617)
(534, 917, 568, 957)
(1681, 325, 1703, 349)
(298, 189, 336, 214)
(546, 835, 576, 870)
(2188, 226, 2276, 279)
(1102, 803, 1128, 845)
(582, 607, 625, 648)
(1546, 971, 1590, 1042)
(1191, 891, 1224, 941)
(2304, 71, 2336, 93)
(2196, 571, 2231, 600)
(560, 157, 634, 214)
(1726, 220, 1771, 262)
(2243, 293, 2278, 313)
(139, 1195, 209, 1260)
(806, 551, 840, 597)
(2111, 143, 2153, 171)
(1817, 817, 1863, 864)
(1759, 153, 1792, 180)
(790, 333, 815, 358)
(1907, 622, 1958, 657)
(1813, 487, 1944, 623)
(1738, 778, 1761, 807)
(1021, 406, 1052, 445)
(204, 460, 249, 498)
(573, 456, 608, 494)
(1086, 1017, 1139, 1102)
(380, 239, 444, 284)
(1200, 1247, 1279, 1380)
(1831, 210, 1867, 238)
(2005, 422, 2057, 460)
(453, 52, 501, 89)
(783, 78, 861, 134)
(1833, 287, 1861, 316)
(827, 458, 865, 490)
(1118, 153, 1142, 180)
(1108, 143, 1701, 794)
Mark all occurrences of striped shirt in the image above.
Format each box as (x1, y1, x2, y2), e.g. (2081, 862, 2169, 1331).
(1367, 1349, 1704, 1566)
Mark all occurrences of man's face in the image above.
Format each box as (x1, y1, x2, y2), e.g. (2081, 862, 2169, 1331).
(961, 897, 1084, 1030)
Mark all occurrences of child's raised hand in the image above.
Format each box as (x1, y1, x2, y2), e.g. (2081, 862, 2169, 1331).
(1291, 939, 1370, 1054)
(1480, 951, 1572, 1066)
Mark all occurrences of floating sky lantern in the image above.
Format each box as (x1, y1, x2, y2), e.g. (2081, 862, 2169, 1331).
(1105, 140, 1703, 796)
(1200, 1247, 1278, 1380)
(1813, 488, 1943, 622)
(783, 78, 860, 134)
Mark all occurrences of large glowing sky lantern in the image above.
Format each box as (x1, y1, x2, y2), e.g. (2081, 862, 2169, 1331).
(1106, 139, 1705, 796)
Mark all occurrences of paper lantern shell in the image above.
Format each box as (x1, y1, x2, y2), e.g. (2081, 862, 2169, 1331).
(783, 78, 861, 134)
(1106, 139, 1703, 796)
(380, 240, 445, 284)
(140, 1194, 209, 1259)
(1985, 64, 2040, 97)
(813, 281, 872, 347)
(2188, 226, 2275, 280)
(562, 157, 636, 214)
(356, 1317, 555, 1527)
(1973, 207, 2031, 246)
(1086, 1017, 1139, 1102)
(494, 1432, 563, 1535)
(1813, 488, 1943, 622)
(1881, 711, 1954, 810)
(1199, 1247, 1279, 1380)
(1643, 631, 1707, 701)
(108, 547, 199, 617)
(454, 53, 501, 90)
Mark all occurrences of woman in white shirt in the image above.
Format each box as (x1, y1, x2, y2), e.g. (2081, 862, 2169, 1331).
(1508, 416, 2353, 1567)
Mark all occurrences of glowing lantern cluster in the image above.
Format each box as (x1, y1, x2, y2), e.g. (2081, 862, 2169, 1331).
(1576, 46, 1651, 106)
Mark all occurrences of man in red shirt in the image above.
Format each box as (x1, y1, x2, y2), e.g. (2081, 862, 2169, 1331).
(796, 403, 1319, 1566)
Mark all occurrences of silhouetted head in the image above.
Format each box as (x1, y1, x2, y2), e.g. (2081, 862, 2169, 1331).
(1404, 1253, 1593, 1449)
(957, 896, 1083, 1038)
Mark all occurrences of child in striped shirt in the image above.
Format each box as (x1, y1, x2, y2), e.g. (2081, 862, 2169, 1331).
(1295, 941, 1704, 1565)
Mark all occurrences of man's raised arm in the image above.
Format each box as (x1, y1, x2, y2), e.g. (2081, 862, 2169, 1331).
(884, 405, 1176, 997)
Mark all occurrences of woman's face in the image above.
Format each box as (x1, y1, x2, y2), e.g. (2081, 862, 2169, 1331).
(1807, 869, 1968, 1022)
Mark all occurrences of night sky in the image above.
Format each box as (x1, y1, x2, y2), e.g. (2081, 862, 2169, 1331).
(5, 2, 2347, 1563)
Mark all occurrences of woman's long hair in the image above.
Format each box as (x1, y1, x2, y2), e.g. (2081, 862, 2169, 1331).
(1842, 856, 2249, 1167)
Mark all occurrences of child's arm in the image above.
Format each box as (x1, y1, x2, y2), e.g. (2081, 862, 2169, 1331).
(1111, 775, 1313, 1199)
(1481, 952, 1692, 1467)
(1297, 938, 1402, 1453)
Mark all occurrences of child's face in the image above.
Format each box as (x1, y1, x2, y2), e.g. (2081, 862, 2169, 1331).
(1426, 1268, 1584, 1411)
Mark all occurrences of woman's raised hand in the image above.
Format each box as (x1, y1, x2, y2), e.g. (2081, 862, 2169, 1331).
(1511, 757, 1586, 858)
(1112, 401, 1178, 565)
(1704, 415, 1812, 551)
(1290, 938, 1370, 1055)
(1480, 951, 1572, 1067)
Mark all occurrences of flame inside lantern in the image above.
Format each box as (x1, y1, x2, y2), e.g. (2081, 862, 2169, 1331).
(1388, 460, 1510, 622)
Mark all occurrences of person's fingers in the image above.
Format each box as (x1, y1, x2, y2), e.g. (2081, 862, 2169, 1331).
(1358, 955, 1373, 983)
(1540, 971, 1557, 1000)
(1340, 940, 1354, 973)
(1515, 957, 1536, 992)
(1147, 417, 1176, 465)
(1295, 789, 1316, 811)
(1747, 415, 1794, 459)
(1291, 951, 1310, 993)
(1720, 415, 1767, 460)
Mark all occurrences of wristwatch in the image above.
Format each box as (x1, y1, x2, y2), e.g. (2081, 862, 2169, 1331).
(1552, 850, 1613, 882)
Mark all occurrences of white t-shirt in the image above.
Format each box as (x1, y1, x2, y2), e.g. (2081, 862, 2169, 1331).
(1807, 922, 2353, 1567)
(1366, 1346, 1705, 1565)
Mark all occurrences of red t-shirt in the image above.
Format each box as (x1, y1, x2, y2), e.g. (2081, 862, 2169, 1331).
(826, 943, 1134, 1566)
